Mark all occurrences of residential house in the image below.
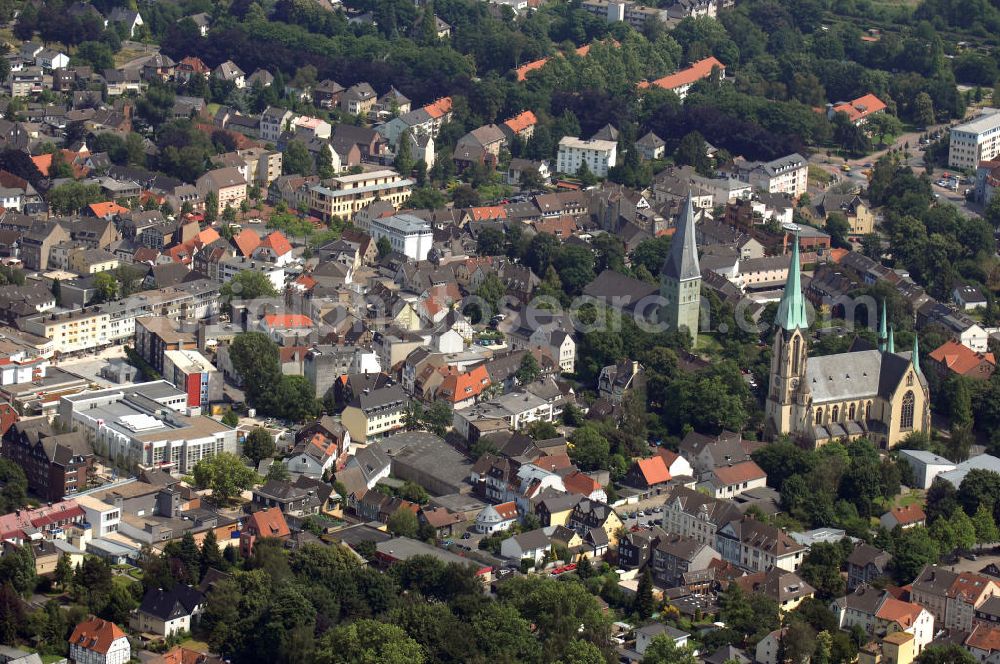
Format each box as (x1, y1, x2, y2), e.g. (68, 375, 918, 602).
(567, 498, 622, 547)
(737, 568, 815, 612)
(636, 131, 666, 160)
(131, 585, 204, 637)
(196, 167, 246, 215)
(650, 533, 720, 587)
(2, 419, 93, 501)
(501, 110, 538, 142)
(833, 585, 935, 653)
(501, 527, 558, 566)
(700, 460, 767, 499)
(313, 80, 345, 109)
(623, 456, 672, 490)
(239, 507, 290, 557)
(910, 566, 1000, 633)
(641, 56, 725, 99)
(928, 339, 996, 381)
(847, 543, 892, 591)
(597, 360, 644, 404)
(68, 617, 130, 664)
(475, 501, 519, 534)
(340, 384, 408, 443)
(879, 504, 926, 530)
(341, 83, 377, 115)
(659, 485, 742, 547)
(826, 93, 886, 126)
(212, 60, 245, 88)
(109, 7, 144, 37)
(810, 192, 876, 237)
(715, 516, 806, 572)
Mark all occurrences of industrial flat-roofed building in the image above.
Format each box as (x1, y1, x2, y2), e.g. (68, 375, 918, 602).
(58, 382, 236, 473)
(950, 109, 1000, 170)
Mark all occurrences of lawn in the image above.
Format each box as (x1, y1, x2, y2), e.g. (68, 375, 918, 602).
(808, 164, 834, 187)
(178, 638, 211, 653)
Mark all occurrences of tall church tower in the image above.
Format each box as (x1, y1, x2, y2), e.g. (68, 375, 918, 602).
(766, 236, 811, 437)
(660, 195, 702, 345)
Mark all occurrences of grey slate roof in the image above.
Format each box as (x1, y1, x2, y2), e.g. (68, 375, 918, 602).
(661, 195, 700, 282)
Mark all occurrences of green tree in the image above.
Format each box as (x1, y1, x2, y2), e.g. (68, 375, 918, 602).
(951, 507, 978, 550)
(825, 212, 851, 248)
(515, 352, 541, 384)
(0, 583, 23, 645)
(914, 644, 976, 664)
(973, 503, 999, 546)
(642, 633, 699, 664)
(46, 182, 103, 214)
(275, 375, 320, 422)
(55, 553, 74, 590)
(675, 130, 712, 176)
(471, 602, 541, 662)
(284, 139, 313, 175)
(244, 427, 276, 464)
(228, 332, 282, 410)
(0, 459, 27, 513)
(193, 452, 259, 504)
(634, 569, 656, 619)
(891, 526, 940, 583)
(556, 640, 606, 664)
(205, 192, 219, 222)
(915, 92, 936, 128)
(0, 544, 34, 596)
(316, 147, 335, 179)
(222, 410, 239, 427)
(569, 426, 611, 470)
(475, 273, 506, 317)
(377, 236, 392, 259)
(476, 227, 506, 256)
(221, 270, 279, 303)
(316, 619, 425, 664)
(395, 130, 414, 175)
(201, 528, 225, 577)
(421, 400, 452, 436)
(387, 508, 419, 538)
(92, 272, 119, 303)
(576, 161, 597, 186)
(267, 462, 291, 482)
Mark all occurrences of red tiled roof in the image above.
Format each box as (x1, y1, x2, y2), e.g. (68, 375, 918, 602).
(264, 314, 314, 329)
(713, 460, 766, 486)
(968, 624, 1000, 653)
(929, 340, 996, 376)
(294, 274, 317, 291)
(533, 215, 576, 239)
(494, 501, 518, 520)
(133, 247, 160, 264)
(642, 57, 725, 91)
(178, 56, 210, 74)
(875, 597, 923, 628)
(887, 504, 925, 525)
(260, 231, 292, 256)
(533, 453, 574, 472)
(87, 201, 129, 218)
(831, 93, 886, 123)
(635, 456, 671, 485)
(232, 229, 260, 257)
(515, 58, 549, 82)
(437, 365, 491, 404)
(467, 206, 507, 221)
(246, 507, 290, 539)
(563, 470, 602, 497)
(69, 618, 126, 655)
(424, 97, 453, 118)
(32, 150, 89, 178)
(504, 110, 538, 134)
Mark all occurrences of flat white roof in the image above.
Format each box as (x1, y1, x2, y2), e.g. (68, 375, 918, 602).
(953, 108, 1000, 135)
(558, 136, 617, 151)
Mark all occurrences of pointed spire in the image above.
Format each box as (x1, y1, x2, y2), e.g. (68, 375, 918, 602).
(912, 333, 921, 375)
(878, 300, 887, 352)
(888, 326, 895, 354)
(775, 234, 808, 331)
(661, 194, 700, 282)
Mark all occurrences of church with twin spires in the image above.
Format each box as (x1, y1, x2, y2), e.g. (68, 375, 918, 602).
(765, 239, 930, 449)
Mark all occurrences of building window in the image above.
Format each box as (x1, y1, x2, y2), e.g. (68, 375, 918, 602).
(815, 408, 822, 425)
(901, 391, 915, 430)
(832, 405, 839, 422)
(792, 336, 801, 374)
(849, 403, 856, 420)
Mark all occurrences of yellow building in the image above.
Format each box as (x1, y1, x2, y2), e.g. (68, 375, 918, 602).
(340, 384, 407, 444)
(811, 193, 876, 237)
(859, 632, 915, 664)
(308, 169, 413, 222)
(765, 241, 930, 449)
(68, 247, 119, 275)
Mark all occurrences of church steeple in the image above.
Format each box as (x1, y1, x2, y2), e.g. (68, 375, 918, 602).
(878, 301, 888, 352)
(912, 333, 921, 374)
(662, 195, 700, 282)
(888, 326, 895, 354)
(775, 235, 808, 331)
(660, 194, 702, 345)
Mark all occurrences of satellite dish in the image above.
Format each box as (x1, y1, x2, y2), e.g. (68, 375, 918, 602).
(782, 222, 801, 233)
